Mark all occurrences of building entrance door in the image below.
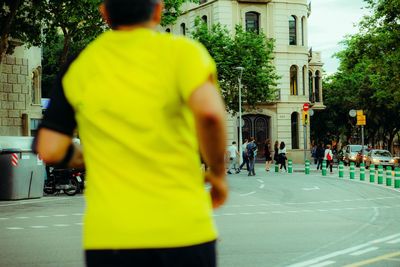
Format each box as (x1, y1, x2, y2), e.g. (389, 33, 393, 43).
(239, 115, 270, 161)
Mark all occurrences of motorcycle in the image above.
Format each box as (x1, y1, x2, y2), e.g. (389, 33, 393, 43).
(44, 167, 83, 196)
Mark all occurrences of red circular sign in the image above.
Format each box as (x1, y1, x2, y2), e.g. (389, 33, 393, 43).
(303, 103, 310, 111)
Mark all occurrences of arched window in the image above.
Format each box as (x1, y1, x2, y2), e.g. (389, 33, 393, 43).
(166, 28, 171, 33)
(315, 70, 321, 102)
(308, 70, 314, 102)
(31, 67, 41, 105)
(302, 65, 307, 95)
(291, 112, 299, 149)
(202, 15, 208, 25)
(180, 23, 186, 35)
(301, 17, 306, 46)
(290, 65, 298, 95)
(289, 15, 297, 45)
(245, 12, 260, 34)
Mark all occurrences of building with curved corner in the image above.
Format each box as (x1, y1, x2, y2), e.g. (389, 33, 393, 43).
(163, 0, 325, 163)
(0, 40, 43, 137)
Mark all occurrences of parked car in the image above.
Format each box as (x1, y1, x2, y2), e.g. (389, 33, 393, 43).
(364, 149, 395, 169)
(343, 145, 367, 166)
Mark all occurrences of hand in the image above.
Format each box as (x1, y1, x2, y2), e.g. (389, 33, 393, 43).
(205, 169, 228, 209)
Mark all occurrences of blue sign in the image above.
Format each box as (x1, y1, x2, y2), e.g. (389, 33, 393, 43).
(41, 98, 50, 109)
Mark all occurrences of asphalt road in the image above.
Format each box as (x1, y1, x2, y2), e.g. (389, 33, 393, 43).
(216, 165, 400, 267)
(0, 164, 399, 267)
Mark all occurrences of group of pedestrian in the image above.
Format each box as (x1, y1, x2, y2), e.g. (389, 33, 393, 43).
(312, 142, 334, 173)
(227, 137, 258, 176)
(228, 138, 288, 176)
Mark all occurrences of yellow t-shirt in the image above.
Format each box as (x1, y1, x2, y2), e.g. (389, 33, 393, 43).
(62, 29, 218, 249)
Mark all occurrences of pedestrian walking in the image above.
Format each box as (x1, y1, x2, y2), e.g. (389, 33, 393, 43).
(33, 1, 228, 266)
(316, 142, 325, 170)
(247, 137, 258, 176)
(278, 141, 287, 172)
(264, 139, 272, 171)
(227, 141, 239, 174)
(311, 143, 318, 164)
(238, 139, 249, 172)
(324, 144, 334, 173)
(274, 140, 279, 164)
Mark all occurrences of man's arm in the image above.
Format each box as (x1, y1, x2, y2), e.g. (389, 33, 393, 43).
(35, 128, 84, 169)
(188, 78, 227, 209)
(32, 53, 84, 169)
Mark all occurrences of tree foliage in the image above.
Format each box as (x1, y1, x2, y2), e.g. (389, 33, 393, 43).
(191, 20, 279, 113)
(312, 0, 400, 151)
(0, 0, 43, 64)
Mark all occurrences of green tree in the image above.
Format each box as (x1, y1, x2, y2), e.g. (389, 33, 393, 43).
(313, 0, 400, 151)
(191, 20, 279, 113)
(162, 0, 198, 26)
(0, 0, 43, 65)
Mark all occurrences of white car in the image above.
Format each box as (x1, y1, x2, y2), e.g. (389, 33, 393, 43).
(365, 149, 395, 169)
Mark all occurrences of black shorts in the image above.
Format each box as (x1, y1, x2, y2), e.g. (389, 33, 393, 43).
(85, 240, 216, 267)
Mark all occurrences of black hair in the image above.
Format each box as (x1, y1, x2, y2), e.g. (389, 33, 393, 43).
(279, 142, 285, 150)
(104, 0, 159, 28)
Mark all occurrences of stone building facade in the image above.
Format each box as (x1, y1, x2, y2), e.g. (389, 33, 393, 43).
(164, 0, 325, 163)
(0, 44, 42, 136)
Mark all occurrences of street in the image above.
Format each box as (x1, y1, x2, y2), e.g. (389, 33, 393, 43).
(1, 164, 399, 267)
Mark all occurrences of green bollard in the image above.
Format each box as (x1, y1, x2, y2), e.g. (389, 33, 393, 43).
(322, 160, 327, 176)
(350, 162, 355, 179)
(360, 163, 365, 181)
(386, 166, 392, 186)
(369, 164, 375, 183)
(395, 167, 400, 188)
(288, 159, 293, 174)
(378, 165, 384, 184)
(338, 161, 344, 178)
(275, 163, 279, 173)
(305, 160, 310, 175)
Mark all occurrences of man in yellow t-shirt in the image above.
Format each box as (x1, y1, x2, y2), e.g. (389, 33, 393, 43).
(33, 0, 228, 266)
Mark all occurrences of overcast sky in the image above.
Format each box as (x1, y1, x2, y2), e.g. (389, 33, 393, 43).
(308, 0, 370, 74)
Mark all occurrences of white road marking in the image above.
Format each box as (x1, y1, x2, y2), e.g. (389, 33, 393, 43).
(53, 224, 69, 227)
(387, 238, 400, 244)
(0, 196, 84, 207)
(309, 261, 336, 267)
(214, 206, 400, 217)
(223, 196, 400, 208)
(302, 186, 320, 191)
(0, 217, 9, 220)
(259, 184, 265, 189)
(239, 191, 256, 196)
(15, 216, 29, 219)
(31, 226, 48, 229)
(370, 233, 400, 244)
(53, 214, 67, 217)
(287, 233, 400, 267)
(72, 213, 83, 216)
(7, 227, 24, 230)
(74, 222, 83, 225)
(350, 247, 378, 256)
(256, 179, 264, 183)
(35, 215, 50, 218)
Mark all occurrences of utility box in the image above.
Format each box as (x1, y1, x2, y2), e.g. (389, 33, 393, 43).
(0, 137, 45, 200)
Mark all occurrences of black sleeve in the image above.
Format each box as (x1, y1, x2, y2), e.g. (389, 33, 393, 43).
(40, 54, 80, 136)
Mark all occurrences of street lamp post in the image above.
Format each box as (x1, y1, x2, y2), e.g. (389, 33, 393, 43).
(235, 67, 244, 163)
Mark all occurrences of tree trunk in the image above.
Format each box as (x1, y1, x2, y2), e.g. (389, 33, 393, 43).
(59, 28, 70, 67)
(388, 129, 397, 154)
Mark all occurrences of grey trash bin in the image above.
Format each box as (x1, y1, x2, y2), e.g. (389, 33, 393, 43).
(0, 137, 45, 200)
